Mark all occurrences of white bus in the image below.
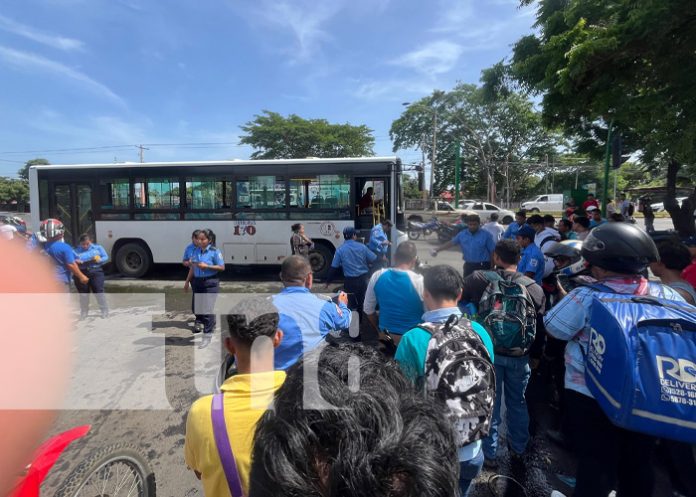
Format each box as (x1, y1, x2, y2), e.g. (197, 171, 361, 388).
(29, 157, 405, 278)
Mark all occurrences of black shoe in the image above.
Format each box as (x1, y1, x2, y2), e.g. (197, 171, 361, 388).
(192, 322, 203, 334)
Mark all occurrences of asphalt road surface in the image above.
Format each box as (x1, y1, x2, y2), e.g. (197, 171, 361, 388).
(35, 220, 681, 497)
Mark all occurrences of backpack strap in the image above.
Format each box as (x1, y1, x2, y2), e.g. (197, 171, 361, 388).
(539, 235, 556, 249)
(211, 394, 245, 497)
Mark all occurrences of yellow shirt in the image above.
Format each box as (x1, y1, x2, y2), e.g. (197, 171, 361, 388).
(184, 370, 286, 497)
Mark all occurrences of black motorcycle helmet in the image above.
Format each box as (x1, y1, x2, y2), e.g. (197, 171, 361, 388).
(581, 223, 659, 274)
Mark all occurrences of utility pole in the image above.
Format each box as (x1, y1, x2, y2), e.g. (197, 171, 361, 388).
(454, 142, 461, 206)
(136, 144, 149, 163)
(430, 112, 437, 199)
(602, 119, 615, 218)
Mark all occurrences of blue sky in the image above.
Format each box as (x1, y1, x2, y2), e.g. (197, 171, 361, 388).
(0, 0, 535, 177)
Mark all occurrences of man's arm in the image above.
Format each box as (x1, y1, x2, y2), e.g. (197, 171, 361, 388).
(433, 238, 456, 255)
(319, 299, 352, 333)
(363, 271, 380, 320)
(543, 288, 587, 340)
(66, 261, 89, 284)
(96, 245, 109, 264)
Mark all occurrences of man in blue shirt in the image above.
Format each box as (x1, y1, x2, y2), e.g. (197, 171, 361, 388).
(363, 241, 424, 345)
(74, 233, 110, 319)
(433, 214, 495, 277)
(367, 219, 392, 269)
(395, 265, 494, 497)
(40, 219, 89, 291)
(587, 206, 608, 228)
(503, 211, 526, 240)
(274, 256, 351, 370)
(326, 227, 377, 314)
(516, 226, 546, 284)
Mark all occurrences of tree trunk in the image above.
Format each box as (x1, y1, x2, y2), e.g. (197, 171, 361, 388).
(664, 159, 696, 237)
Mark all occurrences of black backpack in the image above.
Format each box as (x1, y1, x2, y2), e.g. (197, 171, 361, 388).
(421, 314, 495, 447)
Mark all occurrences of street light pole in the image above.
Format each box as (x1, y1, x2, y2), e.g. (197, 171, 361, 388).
(431, 111, 437, 198)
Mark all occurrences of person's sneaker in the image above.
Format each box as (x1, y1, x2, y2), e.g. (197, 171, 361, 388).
(192, 322, 204, 334)
(483, 458, 498, 470)
(198, 333, 212, 349)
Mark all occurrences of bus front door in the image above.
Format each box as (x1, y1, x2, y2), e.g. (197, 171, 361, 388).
(51, 183, 94, 246)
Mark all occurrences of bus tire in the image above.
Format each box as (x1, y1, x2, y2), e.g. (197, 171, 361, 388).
(309, 243, 333, 280)
(115, 242, 152, 278)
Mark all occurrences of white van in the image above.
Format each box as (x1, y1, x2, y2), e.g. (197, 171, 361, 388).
(521, 194, 564, 212)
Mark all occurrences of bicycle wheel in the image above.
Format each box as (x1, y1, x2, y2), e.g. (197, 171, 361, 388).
(55, 444, 156, 497)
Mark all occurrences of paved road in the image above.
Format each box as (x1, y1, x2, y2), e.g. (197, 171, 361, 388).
(37, 219, 681, 497)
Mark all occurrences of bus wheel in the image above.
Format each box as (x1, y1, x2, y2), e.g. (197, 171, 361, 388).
(309, 243, 333, 280)
(116, 242, 152, 278)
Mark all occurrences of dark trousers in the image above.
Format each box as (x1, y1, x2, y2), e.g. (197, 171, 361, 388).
(463, 261, 491, 278)
(344, 273, 369, 314)
(565, 389, 656, 497)
(192, 277, 219, 334)
(73, 269, 107, 314)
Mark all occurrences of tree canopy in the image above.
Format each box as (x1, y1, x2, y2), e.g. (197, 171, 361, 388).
(0, 177, 29, 204)
(494, 0, 696, 234)
(390, 84, 559, 203)
(18, 158, 50, 181)
(239, 111, 375, 159)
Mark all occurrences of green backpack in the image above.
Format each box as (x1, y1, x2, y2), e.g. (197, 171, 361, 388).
(478, 271, 537, 356)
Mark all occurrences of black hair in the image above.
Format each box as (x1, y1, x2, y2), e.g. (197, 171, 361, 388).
(423, 265, 463, 301)
(559, 219, 572, 230)
(394, 241, 417, 265)
(494, 239, 521, 265)
(656, 240, 693, 271)
(609, 213, 625, 222)
(467, 214, 481, 224)
(515, 210, 527, 218)
(78, 233, 92, 243)
(489, 213, 499, 222)
(280, 255, 312, 284)
(224, 298, 279, 345)
(528, 214, 544, 225)
(587, 193, 595, 197)
(249, 343, 459, 497)
(543, 214, 555, 224)
(198, 228, 216, 246)
(573, 216, 590, 229)
(191, 229, 202, 239)
(291, 223, 302, 233)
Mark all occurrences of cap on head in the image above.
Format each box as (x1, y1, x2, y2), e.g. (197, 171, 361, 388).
(586, 205, 598, 212)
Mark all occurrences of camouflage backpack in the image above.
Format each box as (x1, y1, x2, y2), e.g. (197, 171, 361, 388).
(421, 314, 495, 447)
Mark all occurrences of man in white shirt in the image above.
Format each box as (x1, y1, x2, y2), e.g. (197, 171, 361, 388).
(482, 213, 505, 241)
(528, 214, 560, 277)
(364, 241, 424, 346)
(0, 222, 17, 240)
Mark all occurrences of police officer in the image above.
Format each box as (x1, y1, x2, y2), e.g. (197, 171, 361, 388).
(325, 227, 377, 313)
(74, 233, 109, 319)
(40, 219, 89, 291)
(367, 219, 392, 269)
(433, 214, 495, 277)
(184, 229, 224, 348)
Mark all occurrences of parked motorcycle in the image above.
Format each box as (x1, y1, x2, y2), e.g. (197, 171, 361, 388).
(407, 217, 439, 240)
(436, 222, 465, 243)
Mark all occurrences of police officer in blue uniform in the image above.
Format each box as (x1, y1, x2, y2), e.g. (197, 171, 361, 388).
(367, 219, 392, 269)
(74, 233, 110, 319)
(433, 214, 495, 277)
(184, 229, 224, 348)
(40, 219, 89, 291)
(325, 226, 377, 313)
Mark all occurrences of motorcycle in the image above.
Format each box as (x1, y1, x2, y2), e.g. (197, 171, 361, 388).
(436, 222, 465, 243)
(407, 217, 439, 240)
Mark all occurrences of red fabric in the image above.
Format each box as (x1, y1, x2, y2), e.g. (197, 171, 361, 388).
(682, 262, 696, 289)
(582, 199, 599, 211)
(9, 426, 91, 497)
(358, 193, 372, 210)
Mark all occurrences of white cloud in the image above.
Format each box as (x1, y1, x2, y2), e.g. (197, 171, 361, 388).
(352, 79, 433, 101)
(0, 45, 126, 107)
(0, 14, 84, 51)
(431, 0, 474, 33)
(391, 40, 463, 75)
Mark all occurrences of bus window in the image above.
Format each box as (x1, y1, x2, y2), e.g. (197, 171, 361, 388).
(236, 176, 285, 209)
(98, 178, 129, 210)
(290, 175, 350, 210)
(185, 177, 232, 209)
(133, 178, 180, 209)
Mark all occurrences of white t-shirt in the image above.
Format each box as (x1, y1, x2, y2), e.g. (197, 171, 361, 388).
(0, 224, 17, 240)
(482, 221, 505, 241)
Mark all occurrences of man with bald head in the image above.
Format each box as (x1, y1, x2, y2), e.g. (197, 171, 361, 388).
(272, 255, 352, 370)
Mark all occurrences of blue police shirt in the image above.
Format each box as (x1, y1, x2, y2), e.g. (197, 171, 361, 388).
(272, 287, 352, 370)
(589, 218, 608, 228)
(191, 246, 224, 278)
(182, 242, 196, 262)
(331, 239, 377, 277)
(44, 240, 77, 284)
(504, 221, 523, 240)
(367, 224, 388, 255)
(452, 228, 495, 263)
(518, 243, 545, 283)
(74, 243, 109, 271)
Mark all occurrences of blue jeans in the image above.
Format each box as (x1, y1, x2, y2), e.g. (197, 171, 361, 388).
(482, 355, 531, 460)
(459, 449, 484, 497)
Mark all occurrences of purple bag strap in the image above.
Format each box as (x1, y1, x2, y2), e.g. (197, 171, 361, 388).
(211, 393, 245, 497)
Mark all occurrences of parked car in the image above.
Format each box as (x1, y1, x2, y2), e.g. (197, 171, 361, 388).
(458, 201, 515, 224)
(521, 193, 564, 212)
(405, 200, 470, 223)
(456, 199, 478, 208)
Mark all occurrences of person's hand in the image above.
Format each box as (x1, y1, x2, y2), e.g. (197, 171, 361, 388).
(93, 255, 101, 262)
(184, 281, 190, 293)
(338, 291, 349, 306)
(197, 262, 208, 270)
(75, 259, 84, 264)
(79, 275, 89, 285)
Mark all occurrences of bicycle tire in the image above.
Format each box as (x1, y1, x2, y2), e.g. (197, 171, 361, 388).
(54, 444, 156, 497)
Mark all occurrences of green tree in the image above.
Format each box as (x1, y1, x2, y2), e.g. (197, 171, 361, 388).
(18, 158, 50, 181)
(498, 0, 696, 235)
(401, 174, 422, 199)
(0, 177, 29, 204)
(390, 84, 558, 205)
(239, 111, 375, 159)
